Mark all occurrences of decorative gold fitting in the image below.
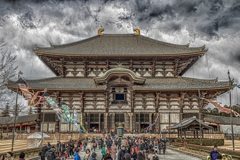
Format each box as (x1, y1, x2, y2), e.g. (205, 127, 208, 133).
(134, 28, 140, 35)
(98, 28, 104, 35)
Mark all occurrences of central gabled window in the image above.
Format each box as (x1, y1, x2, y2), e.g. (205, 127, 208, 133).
(113, 93, 126, 101)
(115, 94, 124, 100)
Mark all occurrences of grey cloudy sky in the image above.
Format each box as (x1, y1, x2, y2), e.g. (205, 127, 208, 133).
(0, 0, 240, 110)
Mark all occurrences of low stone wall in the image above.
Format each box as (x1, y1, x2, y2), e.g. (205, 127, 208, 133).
(14, 133, 83, 140)
(162, 134, 178, 138)
(123, 133, 161, 139)
(13, 133, 160, 140)
(162, 133, 224, 139)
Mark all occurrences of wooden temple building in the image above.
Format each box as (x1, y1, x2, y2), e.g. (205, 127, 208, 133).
(7, 29, 233, 134)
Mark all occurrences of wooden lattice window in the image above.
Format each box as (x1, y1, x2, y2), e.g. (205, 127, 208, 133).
(100, 114, 104, 122)
(90, 114, 99, 122)
(140, 114, 149, 122)
(115, 114, 124, 122)
(41, 113, 56, 122)
(136, 114, 139, 122)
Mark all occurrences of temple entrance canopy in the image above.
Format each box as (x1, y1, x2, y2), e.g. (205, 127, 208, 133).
(94, 63, 146, 85)
(171, 116, 212, 139)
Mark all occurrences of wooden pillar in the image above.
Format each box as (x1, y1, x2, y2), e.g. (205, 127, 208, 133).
(162, 62, 166, 77)
(152, 60, 156, 77)
(7, 125, 8, 136)
(112, 113, 115, 130)
(55, 92, 61, 133)
(178, 129, 179, 138)
(202, 129, 204, 139)
(184, 130, 186, 139)
(138, 113, 141, 131)
(197, 131, 198, 139)
(149, 113, 152, 127)
(194, 131, 195, 139)
(36, 105, 41, 132)
(130, 113, 133, 132)
(1, 125, 3, 138)
(99, 113, 101, 130)
(104, 113, 108, 132)
(20, 123, 22, 134)
(124, 113, 130, 131)
(132, 113, 136, 131)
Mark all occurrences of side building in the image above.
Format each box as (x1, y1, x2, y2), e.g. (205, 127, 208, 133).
(7, 29, 232, 134)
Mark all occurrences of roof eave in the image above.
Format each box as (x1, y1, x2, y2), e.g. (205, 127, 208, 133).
(180, 50, 207, 76)
(33, 50, 58, 76)
(6, 85, 107, 91)
(34, 50, 207, 57)
(133, 86, 233, 91)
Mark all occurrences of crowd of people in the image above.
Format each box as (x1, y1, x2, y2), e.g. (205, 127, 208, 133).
(88, 128, 159, 134)
(37, 135, 167, 160)
(0, 135, 233, 160)
(208, 146, 232, 160)
(0, 152, 25, 160)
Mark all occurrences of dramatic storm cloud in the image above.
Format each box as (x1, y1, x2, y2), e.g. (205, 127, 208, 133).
(0, 0, 240, 111)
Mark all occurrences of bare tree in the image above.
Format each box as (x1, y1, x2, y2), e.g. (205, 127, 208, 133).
(10, 102, 27, 116)
(0, 38, 18, 103)
(28, 107, 34, 115)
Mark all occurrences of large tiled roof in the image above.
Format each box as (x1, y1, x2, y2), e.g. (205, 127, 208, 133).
(133, 77, 230, 90)
(7, 77, 107, 90)
(7, 77, 230, 90)
(0, 114, 37, 125)
(171, 116, 212, 129)
(34, 34, 206, 56)
(204, 114, 240, 125)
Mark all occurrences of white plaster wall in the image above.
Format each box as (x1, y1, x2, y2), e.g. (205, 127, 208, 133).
(160, 124, 169, 131)
(160, 114, 169, 123)
(41, 124, 48, 132)
(60, 124, 69, 132)
(170, 114, 180, 123)
(48, 123, 55, 133)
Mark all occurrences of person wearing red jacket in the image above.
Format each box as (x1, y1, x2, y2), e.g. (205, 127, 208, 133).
(59, 149, 68, 160)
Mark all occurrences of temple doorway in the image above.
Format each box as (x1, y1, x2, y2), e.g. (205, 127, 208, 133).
(115, 123, 124, 128)
(140, 124, 149, 129)
(90, 124, 99, 132)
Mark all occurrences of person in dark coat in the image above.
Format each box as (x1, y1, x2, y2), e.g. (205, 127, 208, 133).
(140, 142, 145, 151)
(137, 152, 145, 160)
(210, 146, 222, 160)
(130, 148, 137, 160)
(162, 142, 166, 155)
(158, 142, 162, 154)
(41, 144, 49, 160)
(117, 146, 126, 160)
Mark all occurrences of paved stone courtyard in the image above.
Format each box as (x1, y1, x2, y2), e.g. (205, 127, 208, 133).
(70, 144, 202, 160)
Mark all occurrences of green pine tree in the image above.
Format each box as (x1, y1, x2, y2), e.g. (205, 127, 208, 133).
(0, 103, 10, 117)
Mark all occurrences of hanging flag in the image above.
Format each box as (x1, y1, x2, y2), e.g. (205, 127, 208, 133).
(61, 102, 73, 123)
(72, 109, 84, 132)
(18, 83, 47, 107)
(144, 114, 159, 131)
(205, 99, 239, 117)
(42, 92, 66, 121)
(233, 84, 240, 88)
